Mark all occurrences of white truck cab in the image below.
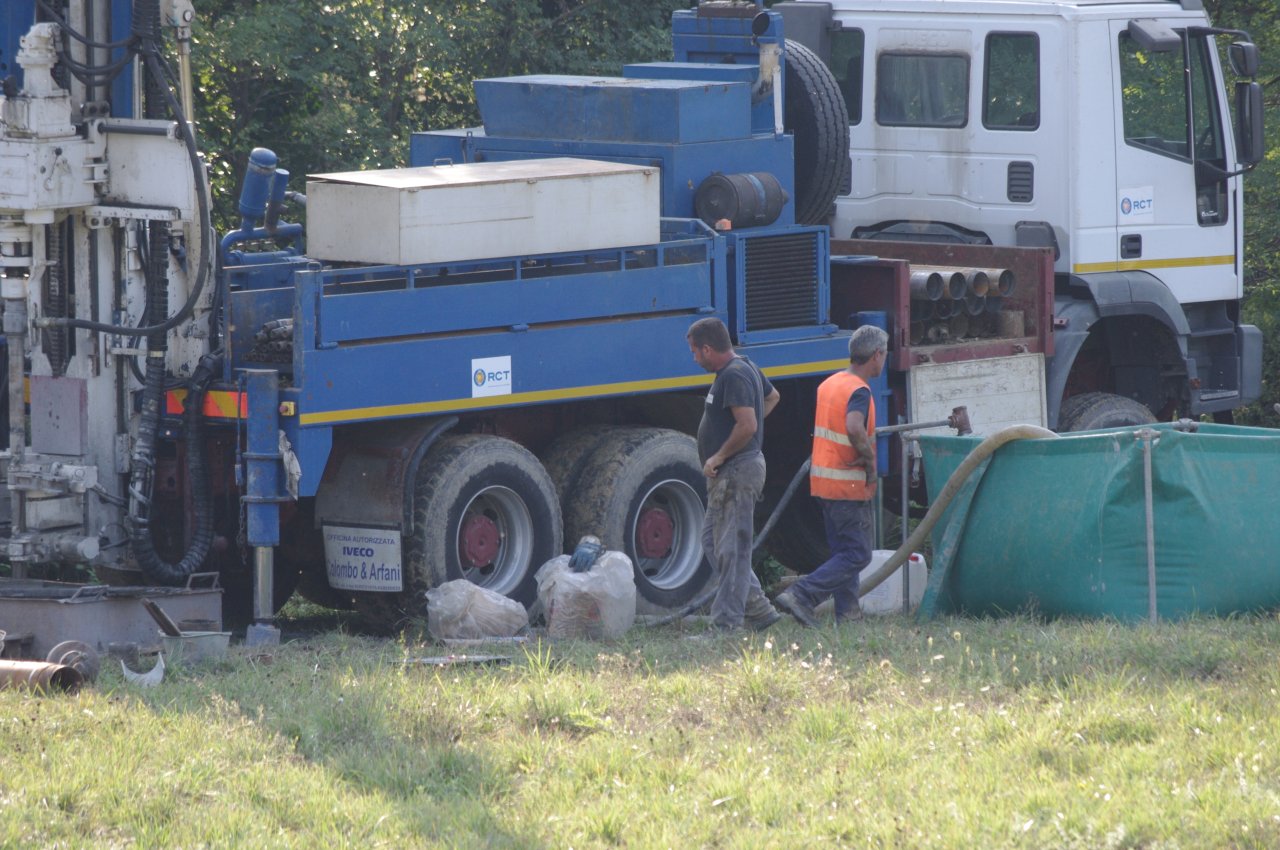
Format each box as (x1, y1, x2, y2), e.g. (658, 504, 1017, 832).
(778, 0, 1264, 426)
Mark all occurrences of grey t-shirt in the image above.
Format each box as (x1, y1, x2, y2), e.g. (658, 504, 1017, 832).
(696, 356, 774, 464)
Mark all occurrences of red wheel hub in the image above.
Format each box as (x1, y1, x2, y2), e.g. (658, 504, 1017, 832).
(636, 507, 674, 559)
(460, 513, 500, 568)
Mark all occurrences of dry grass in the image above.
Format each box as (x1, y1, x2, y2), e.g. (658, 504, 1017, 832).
(2, 610, 1279, 848)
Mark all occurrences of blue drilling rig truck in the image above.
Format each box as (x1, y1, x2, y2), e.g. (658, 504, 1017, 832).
(0, 0, 1261, 627)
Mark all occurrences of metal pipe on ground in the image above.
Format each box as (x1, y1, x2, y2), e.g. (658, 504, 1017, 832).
(964, 293, 987, 316)
(947, 313, 969, 339)
(0, 660, 84, 693)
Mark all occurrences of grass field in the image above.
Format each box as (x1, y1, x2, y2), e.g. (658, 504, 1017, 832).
(3, 606, 1279, 849)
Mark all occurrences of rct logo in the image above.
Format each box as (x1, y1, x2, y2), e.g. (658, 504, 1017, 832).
(1119, 190, 1154, 217)
(470, 355, 513, 398)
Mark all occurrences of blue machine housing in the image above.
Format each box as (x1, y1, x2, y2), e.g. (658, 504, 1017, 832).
(218, 7, 853, 499)
(410, 71, 795, 226)
(410, 5, 794, 224)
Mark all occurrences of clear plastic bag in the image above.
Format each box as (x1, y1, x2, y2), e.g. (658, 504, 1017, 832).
(425, 580, 529, 641)
(535, 550, 636, 639)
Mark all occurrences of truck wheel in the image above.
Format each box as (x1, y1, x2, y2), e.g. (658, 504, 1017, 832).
(540, 425, 628, 511)
(764, 491, 829, 574)
(1056, 392, 1156, 432)
(785, 39, 850, 225)
(564, 428, 711, 610)
(354, 435, 561, 628)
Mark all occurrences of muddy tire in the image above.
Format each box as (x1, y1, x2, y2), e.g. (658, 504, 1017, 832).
(354, 435, 561, 630)
(785, 38, 850, 225)
(1056, 392, 1156, 432)
(541, 426, 630, 519)
(564, 428, 711, 609)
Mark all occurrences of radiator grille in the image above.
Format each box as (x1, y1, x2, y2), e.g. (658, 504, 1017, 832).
(743, 232, 820, 331)
(1007, 161, 1034, 203)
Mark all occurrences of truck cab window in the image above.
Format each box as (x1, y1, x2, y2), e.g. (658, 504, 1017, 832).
(983, 33, 1039, 130)
(1189, 35, 1227, 225)
(830, 28, 865, 125)
(1119, 32, 1227, 225)
(1119, 33, 1188, 158)
(876, 53, 969, 127)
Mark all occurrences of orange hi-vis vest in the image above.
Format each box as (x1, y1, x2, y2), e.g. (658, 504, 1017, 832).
(810, 370, 875, 501)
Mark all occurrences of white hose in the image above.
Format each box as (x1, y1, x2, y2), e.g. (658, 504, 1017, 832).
(858, 424, 1058, 598)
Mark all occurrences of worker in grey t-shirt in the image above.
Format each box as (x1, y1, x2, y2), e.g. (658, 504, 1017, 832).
(686, 317, 781, 632)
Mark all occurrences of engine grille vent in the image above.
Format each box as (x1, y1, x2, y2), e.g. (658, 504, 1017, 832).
(1007, 161, 1034, 203)
(744, 232, 820, 331)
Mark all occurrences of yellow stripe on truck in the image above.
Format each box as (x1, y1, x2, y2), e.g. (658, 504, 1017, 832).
(299, 358, 849, 426)
(1072, 254, 1235, 274)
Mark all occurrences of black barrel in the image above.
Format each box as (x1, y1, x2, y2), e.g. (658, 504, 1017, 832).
(694, 172, 789, 229)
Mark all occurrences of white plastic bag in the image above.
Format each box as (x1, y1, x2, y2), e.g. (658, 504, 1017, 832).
(535, 550, 636, 639)
(425, 579, 529, 641)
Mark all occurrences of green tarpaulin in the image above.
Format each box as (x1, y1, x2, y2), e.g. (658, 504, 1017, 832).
(916, 423, 1280, 621)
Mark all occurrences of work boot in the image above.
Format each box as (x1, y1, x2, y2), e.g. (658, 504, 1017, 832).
(775, 590, 819, 629)
(835, 599, 864, 624)
(744, 594, 782, 631)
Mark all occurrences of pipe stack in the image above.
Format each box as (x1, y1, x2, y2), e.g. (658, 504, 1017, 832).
(907, 265, 1022, 344)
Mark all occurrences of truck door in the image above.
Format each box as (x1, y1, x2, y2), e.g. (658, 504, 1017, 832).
(1106, 20, 1239, 305)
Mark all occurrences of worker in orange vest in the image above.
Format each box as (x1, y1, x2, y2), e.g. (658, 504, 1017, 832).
(775, 324, 888, 627)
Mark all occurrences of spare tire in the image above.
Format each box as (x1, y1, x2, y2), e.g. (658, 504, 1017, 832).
(784, 39, 850, 225)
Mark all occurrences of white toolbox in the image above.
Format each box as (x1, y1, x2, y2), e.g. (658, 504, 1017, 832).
(307, 157, 661, 266)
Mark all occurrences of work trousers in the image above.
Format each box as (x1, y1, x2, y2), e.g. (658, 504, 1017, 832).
(789, 498, 873, 619)
(702, 451, 769, 628)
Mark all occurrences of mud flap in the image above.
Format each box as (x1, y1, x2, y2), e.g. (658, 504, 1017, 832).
(312, 416, 457, 591)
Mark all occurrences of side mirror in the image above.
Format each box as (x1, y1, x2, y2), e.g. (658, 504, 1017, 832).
(1127, 19, 1181, 53)
(1228, 41, 1259, 78)
(1234, 81, 1264, 166)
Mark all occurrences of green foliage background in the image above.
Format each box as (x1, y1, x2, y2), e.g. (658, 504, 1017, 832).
(1203, 0, 1280, 424)
(192, 0, 1279, 422)
(192, 0, 686, 218)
